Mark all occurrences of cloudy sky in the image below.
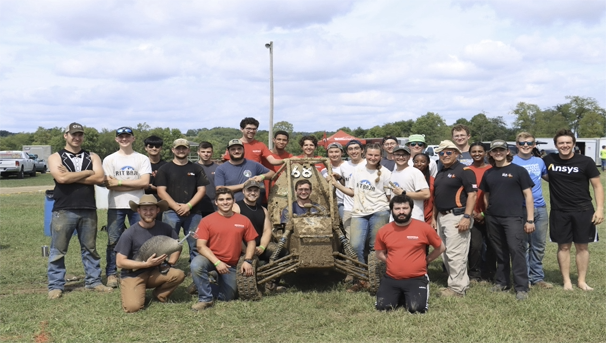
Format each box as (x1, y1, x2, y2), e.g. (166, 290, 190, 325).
(1, 0, 605, 134)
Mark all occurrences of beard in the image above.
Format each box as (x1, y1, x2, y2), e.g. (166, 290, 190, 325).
(229, 152, 244, 162)
(393, 211, 412, 224)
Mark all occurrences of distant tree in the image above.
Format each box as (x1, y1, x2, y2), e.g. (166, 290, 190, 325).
(454, 118, 471, 127)
(390, 120, 414, 137)
(469, 113, 509, 142)
(365, 125, 386, 138)
(512, 102, 542, 134)
(337, 127, 352, 134)
(410, 112, 450, 144)
(0, 130, 14, 137)
(578, 111, 606, 137)
(352, 127, 367, 138)
(273, 121, 294, 134)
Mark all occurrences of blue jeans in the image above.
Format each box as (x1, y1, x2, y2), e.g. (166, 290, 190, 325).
(526, 206, 549, 284)
(106, 209, 140, 276)
(337, 203, 344, 221)
(190, 255, 237, 303)
(162, 210, 201, 262)
(48, 210, 103, 291)
(350, 210, 390, 263)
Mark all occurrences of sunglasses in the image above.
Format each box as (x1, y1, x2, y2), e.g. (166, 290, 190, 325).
(438, 151, 454, 156)
(409, 142, 424, 147)
(116, 127, 133, 135)
(517, 141, 535, 146)
(146, 144, 162, 149)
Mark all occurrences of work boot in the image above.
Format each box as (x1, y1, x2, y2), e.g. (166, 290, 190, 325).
(516, 291, 529, 301)
(347, 280, 369, 293)
(490, 284, 508, 292)
(106, 275, 119, 288)
(532, 281, 553, 289)
(186, 282, 198, 295)
(440, 287, 464, 298)
(191, 301, 214, 311)
(48, 289, 62, 300)
(86, 284, 113, 293)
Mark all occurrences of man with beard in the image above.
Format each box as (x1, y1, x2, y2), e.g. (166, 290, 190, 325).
(155, 138, 209, 262)
(375, 195, 445, 313)
(114, 195, 185, 313)
(215, 139, 274, 203)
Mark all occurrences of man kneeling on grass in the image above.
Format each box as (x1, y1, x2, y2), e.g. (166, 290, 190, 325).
(190, 188, 258, 311)
(115, 195, 185, 313)
(375, 195, 445, 313)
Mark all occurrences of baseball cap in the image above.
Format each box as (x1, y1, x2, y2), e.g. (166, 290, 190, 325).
(392, 145, 411, 155)
(345, 140, 363, 149)
(488, 139, 508, 152)
(407, 134, 426, 144)
(65, 123, 84, 134)
(116, 127, 134, 136)
(327, 142, 343, 151)
(172, 138, 189, 148)
(243, 179, 262, 190)
(227, 139, 244, 148)
(434, 140, 461, 153)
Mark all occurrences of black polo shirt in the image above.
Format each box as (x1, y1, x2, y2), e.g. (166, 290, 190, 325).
(434, 161, 477, 212)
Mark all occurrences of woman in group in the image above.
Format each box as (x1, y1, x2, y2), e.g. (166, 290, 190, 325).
(480, 140, 535, 301)
(295, 135, 324, 171)
(413, 153, 434, 225)
(322, 142, 345, 219)
(330, 143, 392, 291)
(466, 142, 496, 283)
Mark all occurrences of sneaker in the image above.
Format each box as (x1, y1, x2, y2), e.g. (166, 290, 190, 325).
(440, 287, 464, 298)
(106, 275, 119, 288)
(516, 291, 528, 301)
(490, 284, 508, 292)
(191, 301, 214, 311)
(186, 282, 198, 295)
(344, 275, 354, 284)
(48, 289, 62, 300)
(347, 280, 369, 293)
(532, 281, 553, 289)
(86, 284, 113, 293)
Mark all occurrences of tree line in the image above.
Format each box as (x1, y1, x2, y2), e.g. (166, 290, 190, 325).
(1, 95, 604, 160)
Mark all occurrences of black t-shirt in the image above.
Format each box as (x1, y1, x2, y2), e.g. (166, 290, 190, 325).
(480, 163, 534, 217)
(146, 160, 168, 198)
(434, 161, 477, 211)
(381, 158, 395, 171)
(114, 221, 178, 278)
(199, 162, 218, 213)
(155, 162, 210, 214)
(543, 153, 600, 211)
(236, 200, 265, 245)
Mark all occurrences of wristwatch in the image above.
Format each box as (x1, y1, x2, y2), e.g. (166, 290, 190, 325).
(463, 214, 471, 219)
(244, 259, 253, 265)
(526, 220, 534, 224)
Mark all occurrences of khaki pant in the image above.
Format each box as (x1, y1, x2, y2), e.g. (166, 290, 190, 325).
(120, 267, 185, 313)
(437, 212, 472, 294)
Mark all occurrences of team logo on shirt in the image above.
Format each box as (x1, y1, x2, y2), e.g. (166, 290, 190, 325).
(392, 182, 400, 187)
(357, 180, 375, 191)
(187, 172, 195, 176)
(115, 166, 139, 177)
(548, 164, 579, 174)
(447, 173, 456, 178)
(501, 173, 513, 178)
(235, 224, 245, 228)
(407, 236, 419, 240)
(243, 170, 252, 177)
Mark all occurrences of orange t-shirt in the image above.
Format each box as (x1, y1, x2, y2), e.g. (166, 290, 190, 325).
(375, 220, 442, 279)
(466, 164, 492, 214)
(262, 150, 293, 201)
(223, 140, 272, 164)
(194, 212, 258, 266)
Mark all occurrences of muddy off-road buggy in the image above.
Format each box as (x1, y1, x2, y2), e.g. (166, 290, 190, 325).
(236, 157, 385, 300)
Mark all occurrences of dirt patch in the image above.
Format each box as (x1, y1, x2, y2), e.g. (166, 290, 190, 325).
(0, 185, 53, 195)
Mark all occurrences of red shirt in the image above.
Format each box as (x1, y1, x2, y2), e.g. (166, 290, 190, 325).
(195, 212, 258, 266)
(262, 150, 293, 201)
(375, 220, 442, 279)
(466, 164, 491, 213)
(223, 139, 272, 164)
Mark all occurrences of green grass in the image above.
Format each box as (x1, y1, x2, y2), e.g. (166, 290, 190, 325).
(0, 175, 605, 343)
(0, 172, 54, 188)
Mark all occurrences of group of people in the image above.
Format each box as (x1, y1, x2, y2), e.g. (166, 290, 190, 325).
(46, 118, 603, 314)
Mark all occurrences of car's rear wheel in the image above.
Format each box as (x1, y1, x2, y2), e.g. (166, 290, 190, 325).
(17, 168, 24, 179)
(30, 168, 37, 177)
(41, 166, 47, 174)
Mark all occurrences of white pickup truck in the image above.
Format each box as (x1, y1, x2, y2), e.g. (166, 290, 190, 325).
(0, 151, 36, 179)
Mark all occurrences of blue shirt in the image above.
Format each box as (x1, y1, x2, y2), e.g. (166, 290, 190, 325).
(215, 159, 269, 202)
(512, 155, 547, 207)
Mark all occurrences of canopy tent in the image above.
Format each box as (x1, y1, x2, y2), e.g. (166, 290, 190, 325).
(318, 130, 367, 148)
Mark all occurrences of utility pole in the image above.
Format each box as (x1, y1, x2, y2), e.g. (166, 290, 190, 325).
(265, 41, 274, 149)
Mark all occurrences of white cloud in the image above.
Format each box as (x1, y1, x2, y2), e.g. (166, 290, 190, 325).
(463, 40, 522, 68)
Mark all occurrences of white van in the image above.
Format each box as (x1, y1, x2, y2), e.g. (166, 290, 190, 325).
(424, 145, 439, 161)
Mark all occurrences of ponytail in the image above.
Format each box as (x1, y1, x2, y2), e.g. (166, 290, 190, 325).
(375, 163, 382, 183)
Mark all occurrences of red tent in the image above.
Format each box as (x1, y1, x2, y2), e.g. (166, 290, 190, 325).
(318, 130, 367, 148)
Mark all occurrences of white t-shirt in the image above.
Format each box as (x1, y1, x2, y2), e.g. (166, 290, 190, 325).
(322, 164, 344, 205)
(346, 164, 392, 217)
(103, 151, 152, 209)
(390, 166, 429, 221)
(408, 156, 438, 177)
(339, 159, 365, 211)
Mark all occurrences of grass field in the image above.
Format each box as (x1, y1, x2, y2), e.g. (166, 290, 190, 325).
(0, 175, 605, 343)
(0, 173, 54, 188)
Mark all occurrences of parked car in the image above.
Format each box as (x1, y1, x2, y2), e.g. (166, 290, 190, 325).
(0, 151, 36, 178)
(28, 154, 48, 173)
